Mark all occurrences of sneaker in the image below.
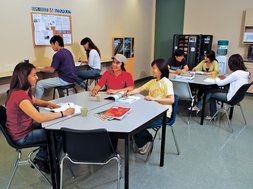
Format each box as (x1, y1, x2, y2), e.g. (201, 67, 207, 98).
(188, 105, 200, 114)
(138, 142, 152, 155)
(205, 115, 217, 120)
(188, 105, 200, 111)
(32, 158, 50, 174)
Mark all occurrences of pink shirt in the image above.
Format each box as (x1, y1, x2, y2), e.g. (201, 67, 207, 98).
(98, 70, 134, 89)
(6, 90, 33, 142)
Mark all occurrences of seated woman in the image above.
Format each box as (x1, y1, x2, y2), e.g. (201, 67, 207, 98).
(167, 49, 189, 74)
(76, 37, 101, 89)
(6, 62, 75, 174)
(91, 54, 134, 96)
(91, 54, 134, 149)
(127, 58, 174, 155)
(191, 50, 219, 103)
(192, 54, 249, 119)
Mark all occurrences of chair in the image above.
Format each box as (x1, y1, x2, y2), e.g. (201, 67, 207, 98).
(145, 95, 180, 162)
(208, 81, 253, 132)
(173, 81, 196, 124)
(0, 105, 51, 189)
(84, 75, 102, 91)
(60, 128, 121, 189)
(53, 83, 77, 99)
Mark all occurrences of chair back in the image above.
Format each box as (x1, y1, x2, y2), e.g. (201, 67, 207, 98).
(61, 128, 116, 163)
(0, 105, 20, 149)
(173, 81, 193, 100)
(227, 81, 253, 106)
(167, 95, 179, 126)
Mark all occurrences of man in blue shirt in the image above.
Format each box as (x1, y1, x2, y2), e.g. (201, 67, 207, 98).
(35, 35, 77, 99)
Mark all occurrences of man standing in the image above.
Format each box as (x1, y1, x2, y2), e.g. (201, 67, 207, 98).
(35, 35, 77, 99)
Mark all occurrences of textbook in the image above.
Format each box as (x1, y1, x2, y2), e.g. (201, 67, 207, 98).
(104, 92, 140, 104)
(44, 102, 82, 115)
(95, 106, 131, 120)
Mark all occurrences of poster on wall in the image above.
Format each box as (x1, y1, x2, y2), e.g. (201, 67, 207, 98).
(113, 38, 123, 55)
(113, 37, 134, 57)
(31, 13, 72, 46)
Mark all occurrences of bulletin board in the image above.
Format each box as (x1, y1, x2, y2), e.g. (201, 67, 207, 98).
(31, 12, 72, 46)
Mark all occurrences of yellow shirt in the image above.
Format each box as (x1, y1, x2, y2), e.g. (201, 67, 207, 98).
(142, 77, 174, 118)
(193, 60, 219, 72)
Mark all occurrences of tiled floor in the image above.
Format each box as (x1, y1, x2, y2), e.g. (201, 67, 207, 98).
(1, 93, 253, 189)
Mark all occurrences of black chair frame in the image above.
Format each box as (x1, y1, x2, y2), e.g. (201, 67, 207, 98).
(0, 105, 51, 188)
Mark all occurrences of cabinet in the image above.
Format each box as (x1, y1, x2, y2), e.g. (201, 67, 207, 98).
(172, 34, 213, 70)
(243, 9, 253, 44)
(245, 61, 253, 93)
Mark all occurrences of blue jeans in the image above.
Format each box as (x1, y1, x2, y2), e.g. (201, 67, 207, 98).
(76, 67, 101, 85)
(35, 77, 71, 99)
(15, 126, 48, 161)
(197, 90, 227, 116)
(134, 117, 170, 148)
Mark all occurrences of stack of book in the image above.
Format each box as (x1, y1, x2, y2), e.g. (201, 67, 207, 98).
(95, 106, 131, 120)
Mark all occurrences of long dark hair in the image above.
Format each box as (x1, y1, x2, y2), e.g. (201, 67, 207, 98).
(228, 54, 247, 72)
(151, 58, 169, 79)
(80, 37, 101, 58)
(205, 50, 217, 62)
(7, 62, 35, 102)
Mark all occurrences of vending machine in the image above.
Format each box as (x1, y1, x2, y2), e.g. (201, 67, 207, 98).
(172, 34, 213, 70)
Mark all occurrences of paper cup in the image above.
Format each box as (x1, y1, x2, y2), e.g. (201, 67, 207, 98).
(81, 107, 88, 117)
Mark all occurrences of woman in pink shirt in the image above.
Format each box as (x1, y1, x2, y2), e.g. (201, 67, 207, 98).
(6, 62, 75, 173)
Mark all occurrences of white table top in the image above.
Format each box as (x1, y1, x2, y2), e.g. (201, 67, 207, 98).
(42, 94, 168, 133)
(170, 73, 216, 85)
(40, 91, 114, 127)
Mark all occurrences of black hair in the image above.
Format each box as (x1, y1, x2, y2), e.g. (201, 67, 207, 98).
(50, 35, 64, 47)
(80, 37, 101, 58)
(7, 62, 35, 102)
(228, 54, 247, 72)
(151, 58, 169, 79)
(174, 49, 184, 57)
(205, 50, 217, 62)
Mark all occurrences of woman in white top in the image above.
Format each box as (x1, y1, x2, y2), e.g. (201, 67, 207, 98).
(194, 54, 249, 118)
(76, 37, 101, 89)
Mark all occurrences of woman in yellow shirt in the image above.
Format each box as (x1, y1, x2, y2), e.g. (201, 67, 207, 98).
(127, 58, 174, 155)
(192, 50, 219, 75)
(192, 50, 220, 103)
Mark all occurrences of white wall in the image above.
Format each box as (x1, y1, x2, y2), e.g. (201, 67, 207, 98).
(184, 0, 252, 58)
(0, 0, 155, 79)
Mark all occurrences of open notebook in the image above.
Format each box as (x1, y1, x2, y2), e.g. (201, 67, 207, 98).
(44, 102, 82, 115)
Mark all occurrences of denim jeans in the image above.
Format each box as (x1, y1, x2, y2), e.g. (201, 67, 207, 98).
(134, 117, 170, 148)
(15, 125, 48, 161)
(76, 67, 101, 85)
(197, 90, 227, 116)
(35, 77, 71, 99)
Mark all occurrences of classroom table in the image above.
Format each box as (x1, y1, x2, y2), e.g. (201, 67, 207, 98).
(169, 73, 217, 125)
(41, 92, 169, 189)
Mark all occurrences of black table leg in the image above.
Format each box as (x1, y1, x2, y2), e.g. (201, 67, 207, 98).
(124, 135, 130, 189)
(47, 130, 60, 189)
(229, 107, 234, 120)
(160, 113, 167, 167)
(200, 87, 207, 125)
